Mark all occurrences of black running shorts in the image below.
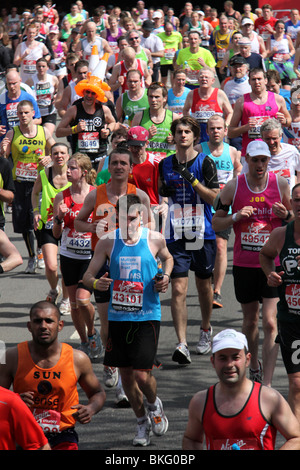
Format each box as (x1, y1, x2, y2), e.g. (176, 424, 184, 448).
(104, 320, 161, 370)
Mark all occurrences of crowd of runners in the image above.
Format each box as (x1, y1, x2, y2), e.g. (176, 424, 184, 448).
(1, 0, 300, 451)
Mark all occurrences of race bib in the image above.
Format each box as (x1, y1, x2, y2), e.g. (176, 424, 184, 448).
(66, 229, 92, 255)
(32, 408, 61, 434)
(285, 284, 300, 315)
(15, 161, 38, 182)
(248, 116, 270, 139)
(78, 132, 99, 152)
(240, 220, 271, 252)
(273, 53, 285, 63)
(23, 59, 36, 73)
(172, 205, 204, 239)
(112, 280, 144, 312)
(164, 48, 175, 60)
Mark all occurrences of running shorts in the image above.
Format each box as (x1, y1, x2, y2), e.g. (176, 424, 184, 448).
(104, 320, 161, 370)
(233, 266, 278, 304)
(276, 320, 300, 374)
(167, 238, 216, 279)
(60, 254, 92, 291)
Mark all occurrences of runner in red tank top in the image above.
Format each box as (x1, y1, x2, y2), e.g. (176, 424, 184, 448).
(183, 328, 300, 450)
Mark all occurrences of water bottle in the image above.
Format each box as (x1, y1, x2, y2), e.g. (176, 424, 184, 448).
(123, 115, 130, 128)
(155, 259, 164, 281)
(184, 60, 191, 70)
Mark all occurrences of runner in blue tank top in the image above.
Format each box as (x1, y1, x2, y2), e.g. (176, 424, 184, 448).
(83, 193, 173, 447)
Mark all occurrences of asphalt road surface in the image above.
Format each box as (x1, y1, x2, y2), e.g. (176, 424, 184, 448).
(0, 213, 288, 453)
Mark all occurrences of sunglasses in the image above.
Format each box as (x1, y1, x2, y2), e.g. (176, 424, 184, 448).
(129, 36, 139, 40)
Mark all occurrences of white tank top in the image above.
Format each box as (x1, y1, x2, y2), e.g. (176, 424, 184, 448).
(20, 42, 44, 82)
(81, 37, 104, 61)
(32, 73, 56, 116)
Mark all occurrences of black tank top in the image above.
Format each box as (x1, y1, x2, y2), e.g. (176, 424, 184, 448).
(71, 99, 107, 160)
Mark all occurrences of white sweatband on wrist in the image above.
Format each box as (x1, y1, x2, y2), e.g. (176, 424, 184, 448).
(232, 213, 238, 223)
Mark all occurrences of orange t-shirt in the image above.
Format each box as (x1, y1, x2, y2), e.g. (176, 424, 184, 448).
(13, 342, 79, 433)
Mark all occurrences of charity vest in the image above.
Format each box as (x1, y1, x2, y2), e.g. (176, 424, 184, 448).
(32, 73, 56, 116)
(119, 59, 145, 93)
(212, 29, 234, 67)
(121, 89, 149, 125)
(108, 227, 161, 322)
(232, 172, 282, 268)
(11, 125, 46, 181)
(60, 186, 94, 260)
(13, 342, 79, 433)
(190, 88, 223, 142)
(71, 100, 106, 159)
(241, 91, 278, 156)
(160, 153, 216, 243)
(140, 108, 175, 160)
(278, 221, 300, 322)
(202, 382, 277, 450)
(91, 183, 137, 251)
(39, 168, 71, 228)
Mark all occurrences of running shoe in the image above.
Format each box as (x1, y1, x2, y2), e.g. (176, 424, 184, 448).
(172, 342, 191, 364)
(103, 366, 119, 388)
(25, 256, 37, 274)
(78, 342, 89, 355)
(88, 329, 103, 360)
(133, 417, 151, 446)
(213, 292, 223, 308)
(250, 360, 263, 383)
(147, 397, 168, 436)
(37, 249, 45, 269)
(196, 326, 213, 355)
(59, 298, 71, 315)
(46, 285, 62, 304)
(115, 383, 130, 408)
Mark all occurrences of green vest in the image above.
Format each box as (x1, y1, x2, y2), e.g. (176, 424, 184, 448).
(11, 125, 46, 182)
(140, 109, 175, 158)
(135, 48, 149, 64)
(39, 169, 71, 229)
(122, 89, 149, 125)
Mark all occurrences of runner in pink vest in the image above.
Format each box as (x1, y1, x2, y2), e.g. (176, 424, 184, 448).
(212, 140, 292, 387)
(228, 68, 291, 158)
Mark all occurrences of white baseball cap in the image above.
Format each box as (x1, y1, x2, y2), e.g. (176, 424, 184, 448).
(246, 140, 271, 157)
(212, 329, 248, 353)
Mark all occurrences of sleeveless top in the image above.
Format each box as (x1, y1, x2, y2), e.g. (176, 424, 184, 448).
(201, 141, 234, 190)
(241, 91, 278, 156)
(91, 182, 137, 251)
(71, 99, 106, 159)
(190, 88, 223, 142)
(232, 172, 282, 268)
(160, 153, 216, 243)
(11, 125, 46, 181)
(81, 37, 104, 61)
(270, 35, 290, 63)
(119, 59, 145, 94)
(106, 27, 123, 53)
(140, 108, 175, 159)
(278, 221, 300, 322)
(13, 342, 79, 433)
(20, 42, 44, 82)
(60, 186, 94, 260)
(31, 73, 56, 116)
(108, 227, 161, 322)
(167, 87, 190, 116)
(202, 382, 277, 450)
(39, 168, 71, 229)
(121, 89, 149, 125)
